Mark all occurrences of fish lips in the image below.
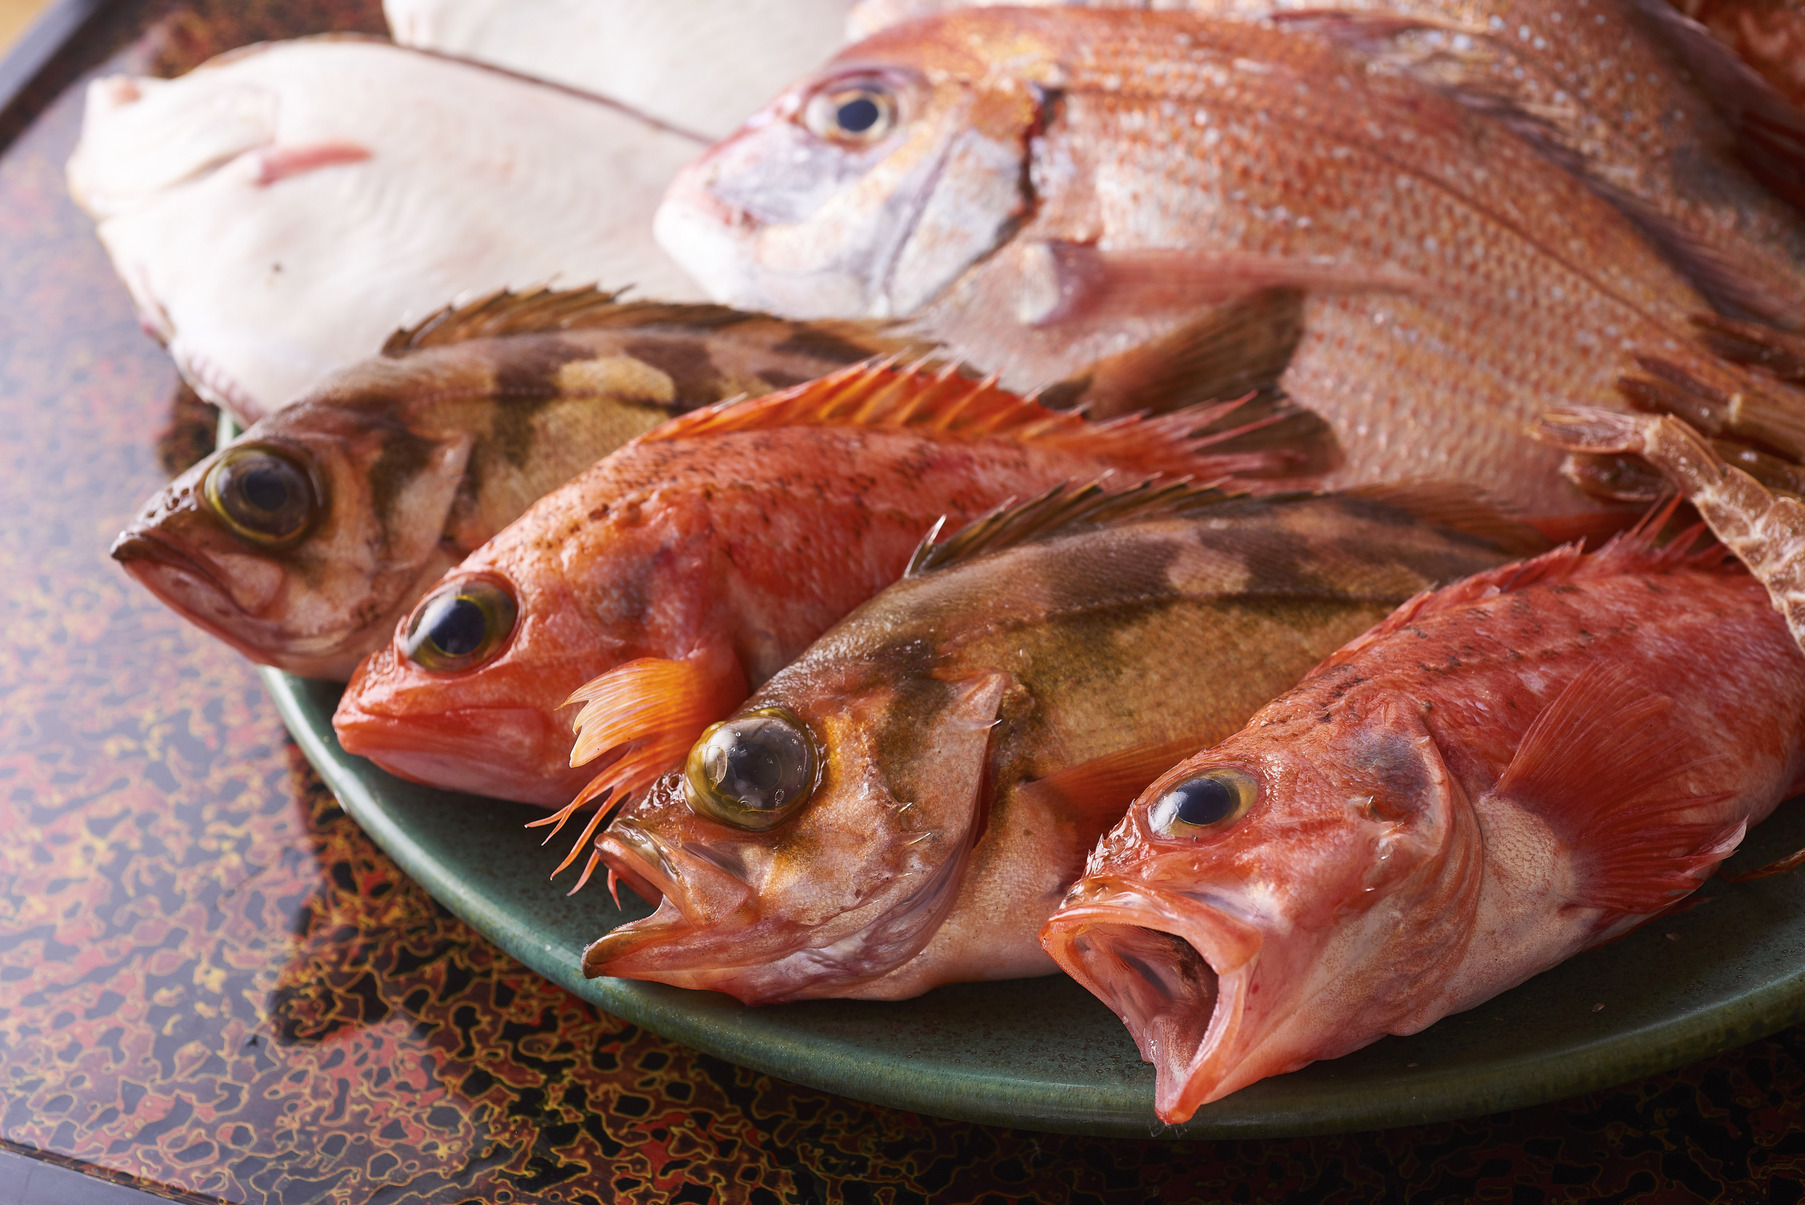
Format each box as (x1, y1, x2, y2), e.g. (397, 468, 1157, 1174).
(111, 525, 313, 665)
(1041, 877, 1266, 1125)
(583, 821, 764, 976)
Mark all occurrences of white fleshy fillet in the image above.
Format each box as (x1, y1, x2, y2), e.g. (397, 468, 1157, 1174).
(382, 0, 858, 139)
(66, 38, 707, 422)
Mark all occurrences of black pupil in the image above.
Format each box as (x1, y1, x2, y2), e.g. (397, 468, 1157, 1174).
(1168, 776, 1238, 827)
(721, 738, 784, 804)
(423, 595, 488, 658)
(836, 95, 881, 134)
(240, 465, 290, 513)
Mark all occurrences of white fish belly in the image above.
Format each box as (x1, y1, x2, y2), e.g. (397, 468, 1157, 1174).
(67, 38, 707, 421)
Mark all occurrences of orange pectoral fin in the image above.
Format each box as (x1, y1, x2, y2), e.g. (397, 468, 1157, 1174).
(526, 648, 749, 884)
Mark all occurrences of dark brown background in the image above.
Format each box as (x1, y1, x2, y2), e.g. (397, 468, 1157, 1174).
(1, 2, 1803, 1201)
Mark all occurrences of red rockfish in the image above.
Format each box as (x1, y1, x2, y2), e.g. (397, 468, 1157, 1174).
(333, 361, 1286, 808)
(1044, 517, 1805, 1123)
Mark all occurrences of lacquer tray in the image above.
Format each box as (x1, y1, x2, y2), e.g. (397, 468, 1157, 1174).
(265, 670, 1805, 1138)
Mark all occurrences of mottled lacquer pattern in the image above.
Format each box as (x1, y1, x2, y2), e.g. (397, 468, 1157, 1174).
(7, 2, 1805, 1202)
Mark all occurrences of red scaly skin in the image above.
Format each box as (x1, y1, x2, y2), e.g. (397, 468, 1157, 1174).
(1046, 531, 1805, 1123)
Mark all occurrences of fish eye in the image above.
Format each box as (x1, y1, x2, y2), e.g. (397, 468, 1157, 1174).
(204, 444, 318, 546)
(400, 576, 518, 673)
(803, 77, 899, 145)
(1149, 768, 1259, 838)
(684, 707, 820, 831)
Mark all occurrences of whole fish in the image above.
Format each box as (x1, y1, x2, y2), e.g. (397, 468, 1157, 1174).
(656, 8, 1802, 512)
(66, 37, 705, 422)
(107, 290, 911, 680)
(1044, 520, 1805, 1123)
(333, 363, 1284, 806)
(383, 0, 857, 139)
(840, 0, 1805, 323)
(579, 483, 1537, 1003)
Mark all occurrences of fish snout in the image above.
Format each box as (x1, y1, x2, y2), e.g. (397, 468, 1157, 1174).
(582, 821, 755, 977)
(331, 695, 589, 806)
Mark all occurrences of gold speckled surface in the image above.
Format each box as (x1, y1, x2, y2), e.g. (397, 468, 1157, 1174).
(8, 3, 1805, 1202)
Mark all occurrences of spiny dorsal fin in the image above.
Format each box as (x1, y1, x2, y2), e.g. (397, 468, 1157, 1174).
(1310, 502, 1732, 676)
(906, 480, 1242, 578)
(640, 360, 1296, 483)
(383, 286, 911, 359)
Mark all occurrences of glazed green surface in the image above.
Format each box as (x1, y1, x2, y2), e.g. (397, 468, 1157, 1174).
(267, 672, 1805, 1138)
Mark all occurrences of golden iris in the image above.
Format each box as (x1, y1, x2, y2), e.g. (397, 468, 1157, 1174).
(803, 77, 899, 145)
(684, 707, 819, 831)
(400, 577, 518, 673)
(1149, 768, 1259, 837)
(204, 444, 318, 546)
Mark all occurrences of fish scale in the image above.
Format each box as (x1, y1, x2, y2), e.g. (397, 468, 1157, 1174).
(660, 8, 1781, 514)
(1046, 521, 1805, 1123)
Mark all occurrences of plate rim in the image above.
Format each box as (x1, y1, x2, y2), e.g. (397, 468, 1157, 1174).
(264, 669, 1805, 1138)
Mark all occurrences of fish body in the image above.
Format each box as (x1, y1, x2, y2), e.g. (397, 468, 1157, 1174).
(110, 292, 901, 680)
(840, 0, 1805, 325)
(657, 8, 1785, 512)
(383, 0, 857, 138)
(67, 38, 705, 422)
(581, 484, 1533, 1003)
(1044, 525, 1805, 1123)
(332, 364, 1270, 805)
(1673, 0, 1805, 109)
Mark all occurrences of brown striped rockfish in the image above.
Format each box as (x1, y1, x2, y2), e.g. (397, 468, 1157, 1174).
(109, 289, 910, 680)
(578, 482, 1540, 1004)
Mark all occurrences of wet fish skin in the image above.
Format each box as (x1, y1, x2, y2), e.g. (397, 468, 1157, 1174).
(110, 292, 901, 680)
(331, 364, 1272, 807)
(845, 0, 1805, 324)
(66, 38, 705, 422)
(658, 8, 1750, 513)
(1044, 526, 1805, 1123)
(581, 484, 1534, 1004)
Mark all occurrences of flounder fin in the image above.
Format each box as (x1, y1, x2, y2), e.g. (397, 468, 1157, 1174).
(528, 651, 748, 886)
(905, 479, 1240, 577)
(1489, 661, 1740, 919)
(640, 360, 1287, 481)
(1015, 738, 1205, 828)
(385, 287, 912, 358)
(1634, 0, 1805, 214)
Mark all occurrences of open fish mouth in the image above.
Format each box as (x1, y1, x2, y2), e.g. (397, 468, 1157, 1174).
(1042, 879, 1261, 1123)
(583, 820, 761, 981)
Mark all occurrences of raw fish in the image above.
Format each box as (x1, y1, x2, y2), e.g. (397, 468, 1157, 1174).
(110, 290, 905, 679)
(383, 0, 857, 138)
(1045, 518, 1805, 1122)
(656, 8, 1805, 511)
(332, 362, 1284, 806)
(67, 37, 704, 423)
(581, 483, 1534, 1003)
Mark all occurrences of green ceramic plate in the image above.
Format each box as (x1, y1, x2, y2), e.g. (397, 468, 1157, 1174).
(265, 669, 1805, 1137)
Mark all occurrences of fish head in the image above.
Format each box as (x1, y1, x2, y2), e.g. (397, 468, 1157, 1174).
(655, 11, 1047, 319)
(330, 542, 615, 805)
(584, 649, 1010, 1004)
(111, 404, 472, 680)
(1042, 688, 1479, 1120)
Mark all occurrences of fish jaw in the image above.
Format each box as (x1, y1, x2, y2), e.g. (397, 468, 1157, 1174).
(333, 682, 591, 805)
(1042, 878, 1262, 1122)
(583, 671, 1008, 1003)
(655, 26, 1037, 319)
